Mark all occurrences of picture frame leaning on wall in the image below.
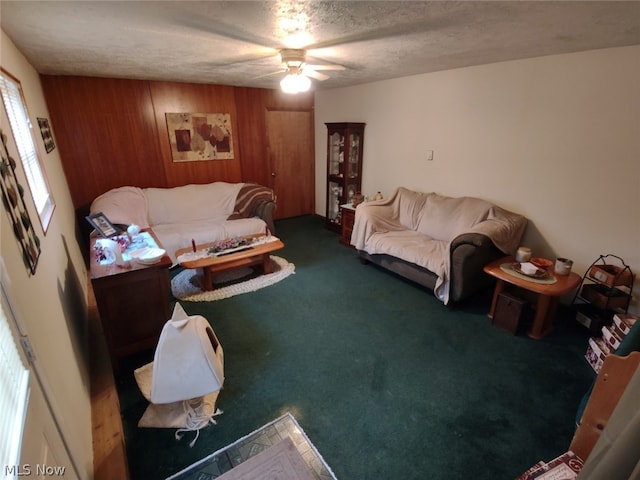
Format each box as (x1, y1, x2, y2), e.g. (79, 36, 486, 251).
(85, 212, 121, 238)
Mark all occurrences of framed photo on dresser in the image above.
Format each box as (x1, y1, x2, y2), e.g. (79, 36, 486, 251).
(85, 212, 121, 238)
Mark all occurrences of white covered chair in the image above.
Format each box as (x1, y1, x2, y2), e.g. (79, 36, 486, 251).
(134, 303, 224, 446)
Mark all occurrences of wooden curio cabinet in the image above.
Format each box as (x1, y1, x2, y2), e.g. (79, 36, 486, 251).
(325, 122, 365, 232)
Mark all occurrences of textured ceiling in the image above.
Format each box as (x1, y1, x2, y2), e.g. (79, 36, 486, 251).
(2, 1, 639, 91)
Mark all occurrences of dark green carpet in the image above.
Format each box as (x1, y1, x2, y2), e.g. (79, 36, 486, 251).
(116, 215, 594, 479)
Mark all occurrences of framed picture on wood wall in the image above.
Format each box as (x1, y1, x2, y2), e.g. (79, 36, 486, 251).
(37, 117, 55, 153)
(166, 112, 234, 162)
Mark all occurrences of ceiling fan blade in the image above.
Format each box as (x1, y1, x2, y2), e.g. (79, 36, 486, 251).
(189, 52, 279, 69)
(167, 7, 276, 51)
(253, 69, 286, 80)
(306, 4, 458, 52)
(305, 64, 346, 71)
(304, 69, 329, 81)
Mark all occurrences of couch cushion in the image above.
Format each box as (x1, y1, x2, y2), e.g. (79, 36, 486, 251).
(90, 186, 150, 228)
(145, 182, 243, 226)
(152, 217, 267, 264)
(416, 194, 492, 242)
(394, 187, 429, 230)
(365, 229, 449, 275)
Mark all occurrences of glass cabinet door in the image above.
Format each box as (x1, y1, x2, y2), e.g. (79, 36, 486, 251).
(347, 132, 360, 179)
(327, 181, 342, 223)
(346, 183, 357, 205)
(329, 132, 344, 176)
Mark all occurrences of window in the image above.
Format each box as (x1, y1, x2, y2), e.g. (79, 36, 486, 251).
(0, 280, 30, 472)
(0, 69, 55, 231)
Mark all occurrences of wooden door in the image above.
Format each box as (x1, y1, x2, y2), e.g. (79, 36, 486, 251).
(1, 277, 78, 478)
(265, 110, 314, 219)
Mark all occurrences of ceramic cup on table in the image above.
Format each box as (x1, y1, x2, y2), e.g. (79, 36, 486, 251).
(555, 257, 573, 275)
(515, 247, 532, 263)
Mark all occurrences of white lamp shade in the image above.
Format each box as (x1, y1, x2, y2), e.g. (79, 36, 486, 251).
(280, 72, 311, 94)
(150, 303, 224, 404)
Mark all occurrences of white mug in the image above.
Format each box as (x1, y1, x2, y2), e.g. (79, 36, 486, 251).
(515, 247, 532, 263)
(555, 257, 573, 275)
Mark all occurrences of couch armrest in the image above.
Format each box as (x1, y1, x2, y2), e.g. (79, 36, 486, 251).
(229, 183, 276, 233)
(256, 200, 276, 235)
(448, 233, 502, 304)
(451, 232, 495, 250)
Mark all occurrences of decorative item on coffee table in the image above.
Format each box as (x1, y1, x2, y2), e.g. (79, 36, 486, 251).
(208, 236, 252, 254)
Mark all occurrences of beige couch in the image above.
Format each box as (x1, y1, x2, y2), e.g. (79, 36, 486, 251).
(90, 182, 275, 264)
(351, 187, 527, 305)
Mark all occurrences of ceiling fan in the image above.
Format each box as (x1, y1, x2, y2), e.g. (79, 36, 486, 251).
(260, 49, 346, 94)
(162, 4, 459, 92)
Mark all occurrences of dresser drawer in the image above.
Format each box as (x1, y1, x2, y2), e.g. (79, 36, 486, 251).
(340, 206, 356, 247)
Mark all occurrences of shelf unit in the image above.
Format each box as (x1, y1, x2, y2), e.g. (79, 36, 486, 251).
(325, 122, 365, 232)
(573, 254, 634, 333)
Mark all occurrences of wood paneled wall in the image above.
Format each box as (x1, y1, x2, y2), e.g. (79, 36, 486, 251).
(149, 81, 242, 188)
(40, 75, 313, 211)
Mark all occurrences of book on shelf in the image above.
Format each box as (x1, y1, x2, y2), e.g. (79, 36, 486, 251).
(613, 313, 637, 337)
(583, 312, 638, 372)
(585, 336, 610, 373)
(516, 451, 583, 480)
(601, 325, 623, 351)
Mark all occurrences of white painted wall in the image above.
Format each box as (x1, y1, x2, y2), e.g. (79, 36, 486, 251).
(1, 31, 92, 476)
(315, 46, 640, 312)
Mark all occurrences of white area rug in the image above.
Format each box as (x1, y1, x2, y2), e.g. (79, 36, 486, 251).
(171, 256, 295, 302)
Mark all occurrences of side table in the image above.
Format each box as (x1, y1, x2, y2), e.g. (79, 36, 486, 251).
(483, 256, 581, 339)
(90, 229, 172, 369)
(339, 203, 356, 247)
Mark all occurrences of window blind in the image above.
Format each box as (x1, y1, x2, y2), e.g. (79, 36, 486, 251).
(0, 71, 54, 230)
(0, 287, 30, 472)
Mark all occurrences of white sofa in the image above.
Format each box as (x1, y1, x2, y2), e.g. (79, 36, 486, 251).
(351, 187, 527, 305)
(90, 182, 275, 264)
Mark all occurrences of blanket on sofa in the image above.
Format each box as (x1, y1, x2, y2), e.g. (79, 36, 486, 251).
(144, 182, 242, 226)
(91, 183, 264, 228)
(228, 183, 275, 221)
(91, 186, 150, 228)
(90, 182, 270, 264)
(351, 187, 527, 303)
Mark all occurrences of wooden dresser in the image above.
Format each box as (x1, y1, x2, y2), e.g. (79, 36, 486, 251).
(90, 229, 171, 369)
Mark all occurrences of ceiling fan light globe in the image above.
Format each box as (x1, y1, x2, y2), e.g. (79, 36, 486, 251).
(280, 74, 298, 93)
(280, 73, 311, 94)
(297, 74, 311, 92)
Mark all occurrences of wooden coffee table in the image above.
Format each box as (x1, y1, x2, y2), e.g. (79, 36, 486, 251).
(484, 256, 581, 339)
(175, 235, 285, 291)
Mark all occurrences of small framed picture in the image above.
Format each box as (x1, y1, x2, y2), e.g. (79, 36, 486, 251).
(85, 212, 120, 238)
(37, 117, 55, 153)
